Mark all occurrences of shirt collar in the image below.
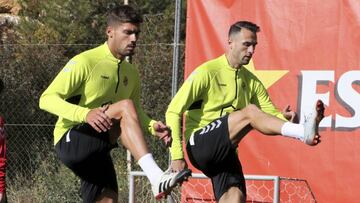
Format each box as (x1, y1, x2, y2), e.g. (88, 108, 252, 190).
(219, 54, 243, 72)
(103, 42, 123, 63)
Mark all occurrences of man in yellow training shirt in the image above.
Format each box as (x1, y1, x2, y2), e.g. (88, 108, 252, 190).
(166, 21, 324, 203)
(40, 5, 190, 203)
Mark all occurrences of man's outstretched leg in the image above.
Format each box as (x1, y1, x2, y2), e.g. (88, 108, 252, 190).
(228, 100, 325, 146)
(219, 100, 325, 202)
(105, 99, 191, 200)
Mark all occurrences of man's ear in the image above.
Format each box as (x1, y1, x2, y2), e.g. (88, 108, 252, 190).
(228, 37, 233, 48)
(106, 26, 113, 38)
(228, 35, 233, 45)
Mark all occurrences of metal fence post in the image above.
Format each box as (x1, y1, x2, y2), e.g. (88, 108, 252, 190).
(274, 176, 280, 203)
(128, 171, 135, 203)
(168, 1, 182, 203)
(171, 0, 182, 98)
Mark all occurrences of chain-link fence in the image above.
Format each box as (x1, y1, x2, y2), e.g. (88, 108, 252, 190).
(129, 173, 317, 203)
(0, 6, 184, 201)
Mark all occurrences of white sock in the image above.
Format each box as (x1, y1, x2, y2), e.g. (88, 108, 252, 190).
(281, 122, 304, 141)
(138, 153, 164, 185)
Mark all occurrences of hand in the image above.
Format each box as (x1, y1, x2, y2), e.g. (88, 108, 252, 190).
(86, 105, 112, 133)
(282, 105, 299, 123)
(153, 121, 172, 147)
(170, 159, 187, 172)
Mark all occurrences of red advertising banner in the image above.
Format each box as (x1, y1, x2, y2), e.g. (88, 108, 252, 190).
(184, 0, 360, 202)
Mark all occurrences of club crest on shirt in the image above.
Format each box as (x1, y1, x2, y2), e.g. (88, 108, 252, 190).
(123, 76, 128, 86)
(241, 82, 246, 89)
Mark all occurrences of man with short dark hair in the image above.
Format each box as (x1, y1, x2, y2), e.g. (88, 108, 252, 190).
(167, 21, 324, 202)
(40, 5, 190, 202)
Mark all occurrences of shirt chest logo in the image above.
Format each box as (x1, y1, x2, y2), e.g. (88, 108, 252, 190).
(101, 75, 110, 79)
(123, 76, 128, 86)
(241, 82, 246, 89)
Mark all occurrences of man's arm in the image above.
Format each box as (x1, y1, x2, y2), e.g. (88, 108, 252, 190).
(39, 57, 91, 122)
(251, 76, 288, 121)
(129, 67, 157, 135)
(166, 68, 208, 163)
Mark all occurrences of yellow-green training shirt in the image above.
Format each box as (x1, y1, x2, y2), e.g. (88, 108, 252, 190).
(166, 54, 286, 160)
(40, 43, 156, 145)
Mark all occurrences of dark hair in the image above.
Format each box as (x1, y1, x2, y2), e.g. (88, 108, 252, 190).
(228, 21, 260, 37)
(107, 5, 143, 26)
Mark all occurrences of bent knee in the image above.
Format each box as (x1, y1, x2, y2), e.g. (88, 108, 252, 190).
(244, 104, 260, 112)
(113, 99, 135, 109)
(107, 99, 137, 119)
(242, 104, 261, 117)
(112, 99, 136, 113)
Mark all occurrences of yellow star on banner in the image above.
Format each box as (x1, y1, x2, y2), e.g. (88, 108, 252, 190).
(244, 59, 288, 89)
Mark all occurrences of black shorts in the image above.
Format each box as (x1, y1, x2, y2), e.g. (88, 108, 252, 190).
(55, 123, 118, 203)
(186, 115, 246, 201)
